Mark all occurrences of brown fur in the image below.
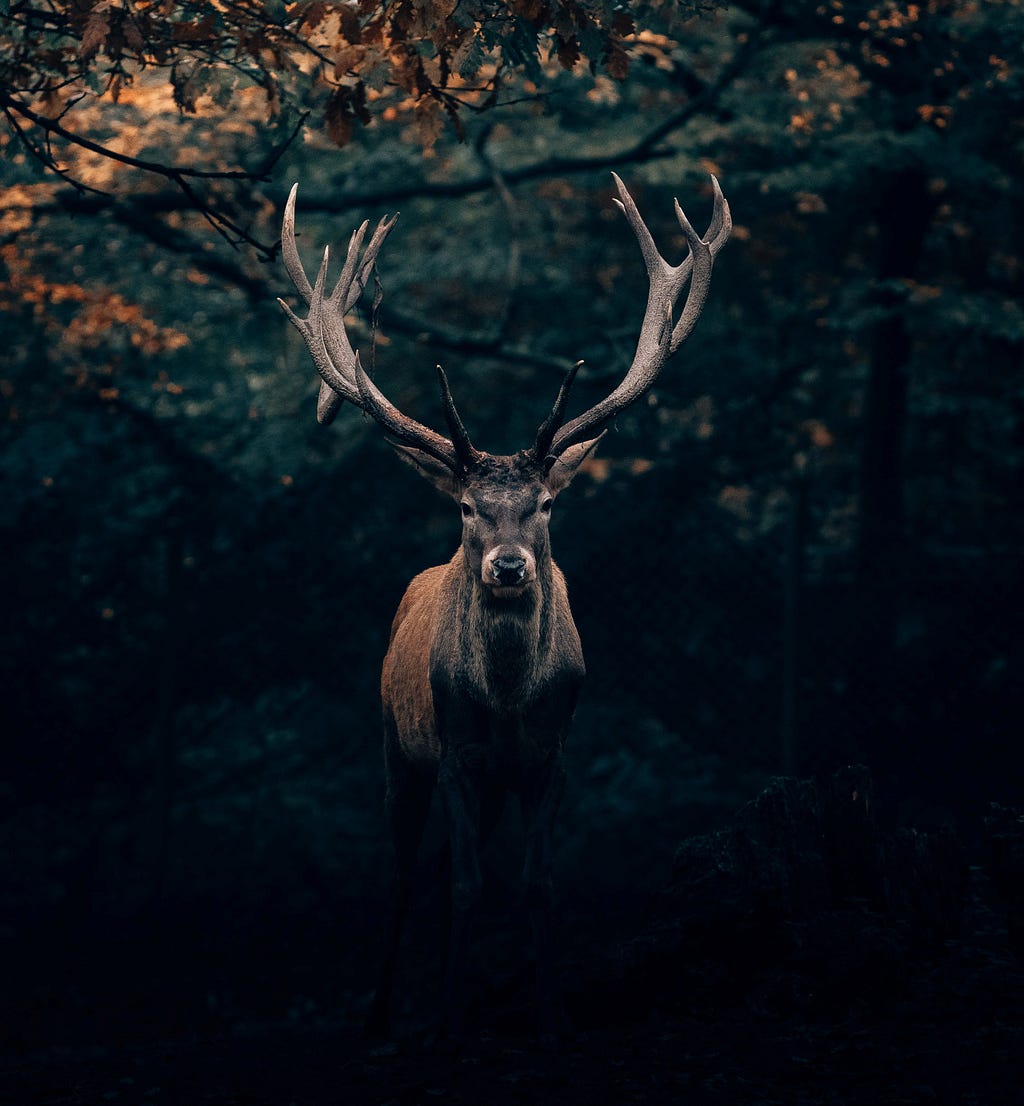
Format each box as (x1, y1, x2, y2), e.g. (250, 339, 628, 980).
(367, 469, 588, 1038)
(382, 544, 584, 773)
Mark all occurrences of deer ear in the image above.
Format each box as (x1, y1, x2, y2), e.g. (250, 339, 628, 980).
(389, 442, 462, 499)
(544, 432, 605, 496)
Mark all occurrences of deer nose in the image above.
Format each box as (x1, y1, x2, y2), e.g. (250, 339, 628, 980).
(492, 554, 527, 585)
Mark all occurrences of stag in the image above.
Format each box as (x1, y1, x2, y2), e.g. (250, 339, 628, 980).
(278, 174, 730, 1042)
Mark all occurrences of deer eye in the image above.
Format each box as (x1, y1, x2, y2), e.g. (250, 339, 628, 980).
(540, 498, 553, 515)
(461, 501, 474, 518)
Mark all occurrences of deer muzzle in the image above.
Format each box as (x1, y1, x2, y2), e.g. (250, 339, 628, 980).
(483, 548, 535, 595)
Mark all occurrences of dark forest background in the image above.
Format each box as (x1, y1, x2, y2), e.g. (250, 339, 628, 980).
(2, 2, 1023, 1102)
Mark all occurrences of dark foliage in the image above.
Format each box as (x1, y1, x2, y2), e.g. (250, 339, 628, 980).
(2, 0, 1023, 1101)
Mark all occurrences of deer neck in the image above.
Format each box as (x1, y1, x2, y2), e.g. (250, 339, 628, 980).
(453, 547, 555, 710)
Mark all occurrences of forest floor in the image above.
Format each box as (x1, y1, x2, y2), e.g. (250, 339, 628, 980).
(3, 865, 1021, 1106)
(4, 708, 1021, 1106)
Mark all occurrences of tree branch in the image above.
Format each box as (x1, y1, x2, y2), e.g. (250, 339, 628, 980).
(4, 23, 763, 364)
(375, 304, 578, 376)
(0, 88, 304, 258)
(289, 33, 758, 214)
(0, 88, 262, 181)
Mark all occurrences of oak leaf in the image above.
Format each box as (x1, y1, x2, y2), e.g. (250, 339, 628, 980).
(556, 34, 580, 70)
(80, 12, 111, 62)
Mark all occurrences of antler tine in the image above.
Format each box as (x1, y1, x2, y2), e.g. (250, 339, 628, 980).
(278, 245, 361, 408)
(280, 185, 469, 468)
(316, 381, 343, 425)
(281, 184, 399, 313)
(281, 182, 313, 304)
(704, 174, 733, 251)
(312, 222, 371, 425)
(317, 214, 399, 426)
(352, 214, 400, 311)
(668, 197, 714, 355)
(353, 354, 461, 470)
(280, 184, 370, 424)
(533, 360, 584, 461)
(548, 173, 730, 457)
(611, 173, 666, 278)
(437, 365, 481, 468)
(332, 219, 371, 307)
(669, 175, 731, 354)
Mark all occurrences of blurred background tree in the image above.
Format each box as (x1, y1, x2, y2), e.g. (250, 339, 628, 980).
(2, 0, 1022, 1047)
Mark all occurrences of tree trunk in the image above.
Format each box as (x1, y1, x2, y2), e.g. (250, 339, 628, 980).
(857, 166, 933, 577)
(850, 166, 934, 794)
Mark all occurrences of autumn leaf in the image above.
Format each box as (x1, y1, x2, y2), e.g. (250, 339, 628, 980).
(556, 34, 580, 71)
(325, 87, 354, 147)
(605, 39, 630, 80)
(612, 10, 635, 36)
(80, 12, 111, 62)
(297, 1, 330, 33)
(509, 0, 547, 19)
(171, 15, 215, 43)
(122, 12, 145, 53)
(338, 3, 363, 43)
(334, 45, 366, 78)
(414, 98, 444, 151)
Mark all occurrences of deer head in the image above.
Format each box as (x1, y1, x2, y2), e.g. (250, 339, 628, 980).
(278, 175, 731, 599)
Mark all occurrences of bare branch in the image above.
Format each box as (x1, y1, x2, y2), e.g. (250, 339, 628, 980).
(291, 31, 760, 215)
(0, 88, 298, 258)
(0, 89, 262, 182)
(375, 304, 579, 377)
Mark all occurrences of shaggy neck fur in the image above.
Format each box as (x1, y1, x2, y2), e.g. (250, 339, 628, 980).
(454, 546, 556, 713)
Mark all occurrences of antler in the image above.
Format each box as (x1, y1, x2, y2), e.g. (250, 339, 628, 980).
(534, 173, 731, 461)
(278, 183, 480, 471)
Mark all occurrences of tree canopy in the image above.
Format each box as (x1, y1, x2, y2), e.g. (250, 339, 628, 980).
(0, 1, 710, 248)
(3, 1, 1021, 547)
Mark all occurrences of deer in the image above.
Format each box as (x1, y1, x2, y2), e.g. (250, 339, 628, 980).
(278, 173, 731, 1044)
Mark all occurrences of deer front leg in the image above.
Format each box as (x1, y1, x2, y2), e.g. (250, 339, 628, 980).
(521, 748, 568, 1044)
(366, 735, 434, 1039)
(436, 742, 486, 1042)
